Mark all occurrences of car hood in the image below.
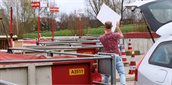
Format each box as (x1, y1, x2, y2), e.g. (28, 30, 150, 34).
(125, 0, 172, 36)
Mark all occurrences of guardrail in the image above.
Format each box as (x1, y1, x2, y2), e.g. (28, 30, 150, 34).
(37, 39, 100, 45)
(8, 44, 103, 54)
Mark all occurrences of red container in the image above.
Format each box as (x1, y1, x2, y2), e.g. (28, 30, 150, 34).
(77, 42, 98, 57)
(77, 48, 98, 54)
(52, 60, 94, 84)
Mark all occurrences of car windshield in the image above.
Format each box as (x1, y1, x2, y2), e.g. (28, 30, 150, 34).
(148, 0, 172, 23)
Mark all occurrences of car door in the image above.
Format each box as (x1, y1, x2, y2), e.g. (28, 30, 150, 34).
(137, 40, 172, 85)
(148, 41, 172, 85)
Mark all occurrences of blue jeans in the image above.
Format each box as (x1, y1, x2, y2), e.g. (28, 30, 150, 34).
(104, 56, 126, 85)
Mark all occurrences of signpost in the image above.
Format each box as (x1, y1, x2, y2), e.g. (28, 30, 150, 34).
(31, 0, 59, 42)
(31, 1, 40, 45)
(50, 7, 59, 41)
(9, 7, 13, 47)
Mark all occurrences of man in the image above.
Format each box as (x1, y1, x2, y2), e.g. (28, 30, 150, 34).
(99, 21, 126, 85)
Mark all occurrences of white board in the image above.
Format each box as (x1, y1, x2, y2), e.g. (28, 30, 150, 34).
(97, 3, 121, 32)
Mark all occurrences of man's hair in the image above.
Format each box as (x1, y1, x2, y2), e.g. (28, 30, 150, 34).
(105, 21, 112, 29)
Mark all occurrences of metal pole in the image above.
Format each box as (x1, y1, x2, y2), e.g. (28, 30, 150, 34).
(9, 7, 13, 47)
(0, 56, 111, 64)
(79, 16, 83, 37)
(51, 13, 54, 41)
(8, 48, 105, 57)
(121, 0, 125, 45)
(37, 8, 41, 44)
(111, 55, 116, 85)
(147, 26, 155, 43)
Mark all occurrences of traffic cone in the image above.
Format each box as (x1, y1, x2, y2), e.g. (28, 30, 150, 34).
(121, 44, 127, 62)
(128, 39, 132, 51)
(121, 44, 126, 55)
(128, 51, 136, 75)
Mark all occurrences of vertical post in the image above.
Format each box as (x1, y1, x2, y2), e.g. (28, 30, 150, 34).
(28, 65, 36, 85)
(121, 0, 125, 45)
(122, 37, 124, 45)
(51, 13, 54, 41)
(111, 55, 116, 85)
(9, 7, 13, 47)
(37, 8, 40, 45)
(79, 16, 83, 37)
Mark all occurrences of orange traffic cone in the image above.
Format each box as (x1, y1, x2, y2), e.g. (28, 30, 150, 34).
(121, 45, 127, 62)
(128, 39, 132, 51)
(128, 51, 136, 75)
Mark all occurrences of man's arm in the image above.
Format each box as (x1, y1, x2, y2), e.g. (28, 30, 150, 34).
(115, 23, 123, 38)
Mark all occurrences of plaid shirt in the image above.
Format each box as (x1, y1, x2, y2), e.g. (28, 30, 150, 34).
(99, 32, 121, 55)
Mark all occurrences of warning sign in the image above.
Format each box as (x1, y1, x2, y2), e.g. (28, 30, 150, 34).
(31, 2, 40, 8)
(69, 68, 85, 76)
(50, 7, 59, 12)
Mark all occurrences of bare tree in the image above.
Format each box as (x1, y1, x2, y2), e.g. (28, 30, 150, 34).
(86, 0, 121, 17)
(1, 0, 36, 38)
(59, 13, 69, 29)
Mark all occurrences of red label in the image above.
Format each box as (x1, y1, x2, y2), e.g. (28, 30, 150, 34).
(31, 2, 40, 8)
(50, 7, 59, 12)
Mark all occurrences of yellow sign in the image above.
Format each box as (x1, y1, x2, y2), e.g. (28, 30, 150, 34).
(82, 51, 93, 54)
(69, 68, 85, 76)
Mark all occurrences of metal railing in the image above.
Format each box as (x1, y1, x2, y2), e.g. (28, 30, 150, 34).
(37, 39, 100, 46)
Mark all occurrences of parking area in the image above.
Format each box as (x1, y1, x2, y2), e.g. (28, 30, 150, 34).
(116, 54, 144, 85)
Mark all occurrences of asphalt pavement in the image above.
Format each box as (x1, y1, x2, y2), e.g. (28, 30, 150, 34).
(116, 54, 144, 85)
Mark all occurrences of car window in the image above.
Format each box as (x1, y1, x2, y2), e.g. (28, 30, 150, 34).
(149, 41, 172, 68)
(148, 0, 172, 23)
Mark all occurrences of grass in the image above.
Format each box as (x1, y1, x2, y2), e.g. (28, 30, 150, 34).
(121, 24, 135, 33)
(23, 29, 73, 39)
(23, 24, 135, 39)
(85, 26, 104, 36)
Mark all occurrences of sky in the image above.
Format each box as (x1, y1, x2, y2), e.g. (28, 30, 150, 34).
(0, 0, 87, 14)
(53, 0, 86, 14)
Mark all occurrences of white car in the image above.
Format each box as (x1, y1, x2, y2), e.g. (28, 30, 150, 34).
(126, 0, 172, 85)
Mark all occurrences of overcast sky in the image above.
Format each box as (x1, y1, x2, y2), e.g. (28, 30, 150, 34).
(0, 0, 86, 14)
(54, 0, 86, 14)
